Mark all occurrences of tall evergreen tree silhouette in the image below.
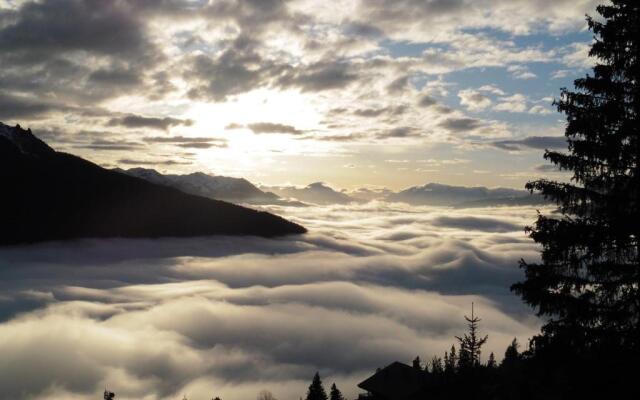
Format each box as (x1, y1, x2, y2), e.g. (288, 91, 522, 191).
(430, 356, 443, 374)
(486, 352, 496, 368)
(305, 372, 328, 400)
(501, 338, 520, 368)
(512, 0, 640, 352)
(412, 356, 422, 371)
(455, 303, 488, 368)
(329, 383, 344, 400)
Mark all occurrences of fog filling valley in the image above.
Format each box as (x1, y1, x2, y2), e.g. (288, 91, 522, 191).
(0, 203, 544, 399)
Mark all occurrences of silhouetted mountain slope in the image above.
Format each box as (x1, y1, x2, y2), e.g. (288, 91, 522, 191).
(0, 123, 306, 245)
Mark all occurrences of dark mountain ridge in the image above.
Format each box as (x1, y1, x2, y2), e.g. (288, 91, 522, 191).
(0, 122, 306, 245)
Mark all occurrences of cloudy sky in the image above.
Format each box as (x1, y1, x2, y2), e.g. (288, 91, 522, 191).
(0, 0, 596, 190)
(0, 202, 544, 399)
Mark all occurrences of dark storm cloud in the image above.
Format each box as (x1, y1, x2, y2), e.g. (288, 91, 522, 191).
(109, 115, 194, 130)
(248, 122, 304, 135)
(490, 136, 568, 151)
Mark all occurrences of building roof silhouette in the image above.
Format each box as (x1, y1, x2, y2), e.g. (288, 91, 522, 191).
(357, 362, 424, 400)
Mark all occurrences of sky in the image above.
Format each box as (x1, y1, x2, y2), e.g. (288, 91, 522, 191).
(0, 2, 607, 398)
(0, 202, 544, 399)
(0, 0, 597, 190)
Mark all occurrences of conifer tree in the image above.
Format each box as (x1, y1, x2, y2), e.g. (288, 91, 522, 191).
(487, 352, 496, 368)
(512, 0, 640, 351)
(455, 303, 488, 368)
(444, 345, 457, 373)
(306, 372, 328, 400)
(329, 384, 344, 400)
(501, 339, 520, 368)
(412, 356, 422, 371)
(430, 356, 444, 374)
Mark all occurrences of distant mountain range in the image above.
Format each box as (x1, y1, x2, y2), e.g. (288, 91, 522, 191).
(0, 122, 306, 245)
(260, 182, 356, 205)
(115, 167, 287, 205)
(386, 183, 546, 207)
(121, 167, 548, 208)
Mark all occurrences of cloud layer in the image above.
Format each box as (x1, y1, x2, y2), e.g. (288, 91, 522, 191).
(0, 202, 544, 399)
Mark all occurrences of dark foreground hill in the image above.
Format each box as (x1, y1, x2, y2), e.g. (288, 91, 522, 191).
(0, 123, 306, 245)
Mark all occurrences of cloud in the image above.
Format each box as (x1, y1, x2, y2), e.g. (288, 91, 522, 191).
(478, 85, 505, 96)
(431, 215, 522, 233)
(76, 139, 144, 151)
(248, 122, 304, 135)
(0, 92, 62, 120)
(109, 115, 193, 130)
(0, 202, 544, 399)
(533, 164, 563, 173)
(506, 65, 536, 80)
(352, 0, 597, 39)
(310, 133, 367, 142)
(417, 95, 438, 108)
(184, 37, 280, 102)
(493, 94, 528, 113)
(490, 136, 567, 151)
(528, 105, 554, 115)
(0, 0, 159, 112)
(143, 136, 228, 148)
(376, 127, 419, 139)
(438, 117, 483, 133)
(550, 69, 571, 79)
(118, 158, 192, 166)
(0, 0, 148, 57)
(277, 61, 359, 92)
(561, 42, 593, 69)
(343, 21, 384, 38)
(0, 0, 597, 162)
(386, 75, 410, 94)
(458, 89, 492, 111)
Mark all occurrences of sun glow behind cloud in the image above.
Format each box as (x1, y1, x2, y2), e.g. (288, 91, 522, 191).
(0, 0, 597, 189)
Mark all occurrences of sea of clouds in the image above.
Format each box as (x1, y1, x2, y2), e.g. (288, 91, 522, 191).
(0, 202, 545, 400)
